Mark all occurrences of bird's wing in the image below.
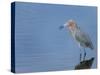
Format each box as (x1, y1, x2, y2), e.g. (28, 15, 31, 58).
(75, 29, 94, 49)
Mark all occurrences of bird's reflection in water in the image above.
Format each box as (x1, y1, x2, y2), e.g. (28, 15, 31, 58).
(75, 57, 94, 69)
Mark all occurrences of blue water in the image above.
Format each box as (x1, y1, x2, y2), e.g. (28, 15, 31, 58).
(14, 2, 97, 73)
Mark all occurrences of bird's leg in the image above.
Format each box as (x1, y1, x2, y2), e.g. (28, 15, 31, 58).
(79, 44, 82, 62)
(79, 47, 82, 62)
(80, 53, 82, 62)
(83, 48, 86, 60)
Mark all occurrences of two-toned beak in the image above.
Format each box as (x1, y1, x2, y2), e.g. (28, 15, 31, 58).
(59, 23, 67, 30)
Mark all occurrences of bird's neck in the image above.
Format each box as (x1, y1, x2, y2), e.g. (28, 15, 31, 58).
(69, 27, 79, 37)
(70, 26, 79, 33)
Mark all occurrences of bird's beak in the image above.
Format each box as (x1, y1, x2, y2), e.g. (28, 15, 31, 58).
(59, 23, 67, 30)
(59, 25, 65, 30)
(64, 23, 67, 27)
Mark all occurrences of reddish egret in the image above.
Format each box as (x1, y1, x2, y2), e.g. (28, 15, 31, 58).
(60, 19, 94, 61)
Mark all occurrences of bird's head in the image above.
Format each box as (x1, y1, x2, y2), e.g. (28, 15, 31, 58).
(65, 19, 77, 30)
(59, 19, 77, 30)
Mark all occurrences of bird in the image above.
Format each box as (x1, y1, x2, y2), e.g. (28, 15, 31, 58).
(59, 19, 94, 61)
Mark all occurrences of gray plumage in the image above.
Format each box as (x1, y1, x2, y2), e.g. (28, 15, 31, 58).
(72, 27, 94, 50)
